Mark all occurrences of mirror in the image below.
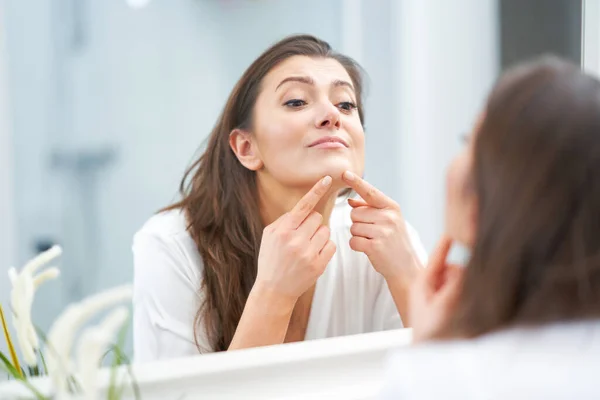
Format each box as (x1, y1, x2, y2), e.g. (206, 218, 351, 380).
(0, 0, 586, 370)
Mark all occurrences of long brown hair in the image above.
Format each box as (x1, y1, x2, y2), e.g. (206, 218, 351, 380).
(450, 56, 600, 337)
(162, 34, 365, 352)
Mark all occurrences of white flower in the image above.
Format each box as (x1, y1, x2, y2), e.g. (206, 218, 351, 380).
(8, 245, 62, 366)
(75, 306, 129, 400)
(45, 285, 133, 398)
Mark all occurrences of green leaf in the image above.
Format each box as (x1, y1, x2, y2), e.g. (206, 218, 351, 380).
(0, 350, 21, 379)
(34, 324, 81, 392)
(123, 357, 142, 400)
(38, 349, 48, 376)
(33, 325, 47, 344)
(0, 304, 23, 378)
(0, 352, 49, 400)
(107, 318, 132, 400)
(26, 364, 41, 377)
(106, 345, 141, 400)
(68, 374, 81, 394)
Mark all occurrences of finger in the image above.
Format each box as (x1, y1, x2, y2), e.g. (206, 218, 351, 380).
(349, 236, 371, 254)
(315, 240, 337, 269)
(309, 225, 331, 254)
(286, 176, 333, 229)
(425, 235, 454, 290)
(427, 235, 453, 275)
(350, 206, 378, 224)
(347, 198, 368, 208)
(297, 211, 323, 238)
(350, 222, 377, 239)
(342, 171, 394, 209)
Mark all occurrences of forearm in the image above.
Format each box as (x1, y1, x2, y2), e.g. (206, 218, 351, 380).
(385, 258, 421, 327)
(386, 276, 412, 326)
(228, 283, 296, 351)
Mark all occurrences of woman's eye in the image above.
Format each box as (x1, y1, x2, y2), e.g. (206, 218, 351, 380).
(338, 101, 357, 111)
(284, 99, 307, 108)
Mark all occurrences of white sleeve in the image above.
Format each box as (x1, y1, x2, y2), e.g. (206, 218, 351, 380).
(373, 221, 429, 330)
(132, 231, 211, 363)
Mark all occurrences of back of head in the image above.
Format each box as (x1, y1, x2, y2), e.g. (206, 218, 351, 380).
(452, 56, 600, 337)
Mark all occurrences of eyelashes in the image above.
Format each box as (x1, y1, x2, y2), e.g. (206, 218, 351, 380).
(284, 99, 307, 108)
(283, 99, 358, 113)
(338, 101, 357, 111)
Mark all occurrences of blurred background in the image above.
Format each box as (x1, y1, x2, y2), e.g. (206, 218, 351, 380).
(0, 0, 585, 357)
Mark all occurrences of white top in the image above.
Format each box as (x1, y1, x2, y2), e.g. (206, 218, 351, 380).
(379, 320, 600, 399)
(132, 198, 428, 363)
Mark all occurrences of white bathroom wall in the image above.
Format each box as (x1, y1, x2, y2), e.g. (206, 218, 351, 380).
(357, 0, 402, 200)
(393, 0, 500, 252)
(74, 0, 230, 297)
(0, 0, 16, 359)
(582, 0, 600, 77)
(2, 0, 66, 335)
(2, 0, 345, 356)
(215, 0, 343, 82)
(1, 0, 501, 353)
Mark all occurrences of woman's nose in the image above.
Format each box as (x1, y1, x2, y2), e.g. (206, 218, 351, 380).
(315, 103, 341, 129)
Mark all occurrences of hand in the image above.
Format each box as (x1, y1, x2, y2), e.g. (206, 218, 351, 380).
(409, 235, 464, 343)
(254, 176, 337, 301)
(342, 171, 421, 282)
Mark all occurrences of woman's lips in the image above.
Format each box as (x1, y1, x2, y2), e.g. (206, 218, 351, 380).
(310, 141, 347, 149)
(308, 136, 349, 148)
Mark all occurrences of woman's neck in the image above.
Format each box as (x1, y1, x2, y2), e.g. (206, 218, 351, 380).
(257, 176, 340, 227)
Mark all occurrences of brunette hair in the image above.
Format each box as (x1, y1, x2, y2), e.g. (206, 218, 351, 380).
(450, 56, 600, 337)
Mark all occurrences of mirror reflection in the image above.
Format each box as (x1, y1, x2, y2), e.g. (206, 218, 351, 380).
(0, 1, 592, 399)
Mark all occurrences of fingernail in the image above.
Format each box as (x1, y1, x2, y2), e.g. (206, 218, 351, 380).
(322, 176, 332, 186)
(343, 171, 355, 181)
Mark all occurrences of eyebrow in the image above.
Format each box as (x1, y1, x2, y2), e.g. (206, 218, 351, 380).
(275, 76, 355, 92)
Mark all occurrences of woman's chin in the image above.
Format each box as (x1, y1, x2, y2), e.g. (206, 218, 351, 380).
(322, 163, 362, 181)
(288, 163, 363, 191)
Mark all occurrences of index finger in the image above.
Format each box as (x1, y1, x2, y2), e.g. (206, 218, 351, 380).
(342, 171, 393, 209)
(286, 176, 332, 229)
(426, 235, 453, 277)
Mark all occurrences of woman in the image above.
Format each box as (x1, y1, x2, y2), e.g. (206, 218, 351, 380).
(381, 56, 600, 398)
(132, 34, 427, 361)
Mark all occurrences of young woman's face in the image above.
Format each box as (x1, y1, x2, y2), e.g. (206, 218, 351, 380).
(243, 55, 365, 190)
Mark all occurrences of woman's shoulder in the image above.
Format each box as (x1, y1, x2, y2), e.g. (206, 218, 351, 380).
(133, 208, 204, 284)
(135, 208, 191, 239)
(132, 209, 208, 361)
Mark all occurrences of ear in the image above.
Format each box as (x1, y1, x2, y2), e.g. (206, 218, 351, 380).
(229, 128, 263, 171)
